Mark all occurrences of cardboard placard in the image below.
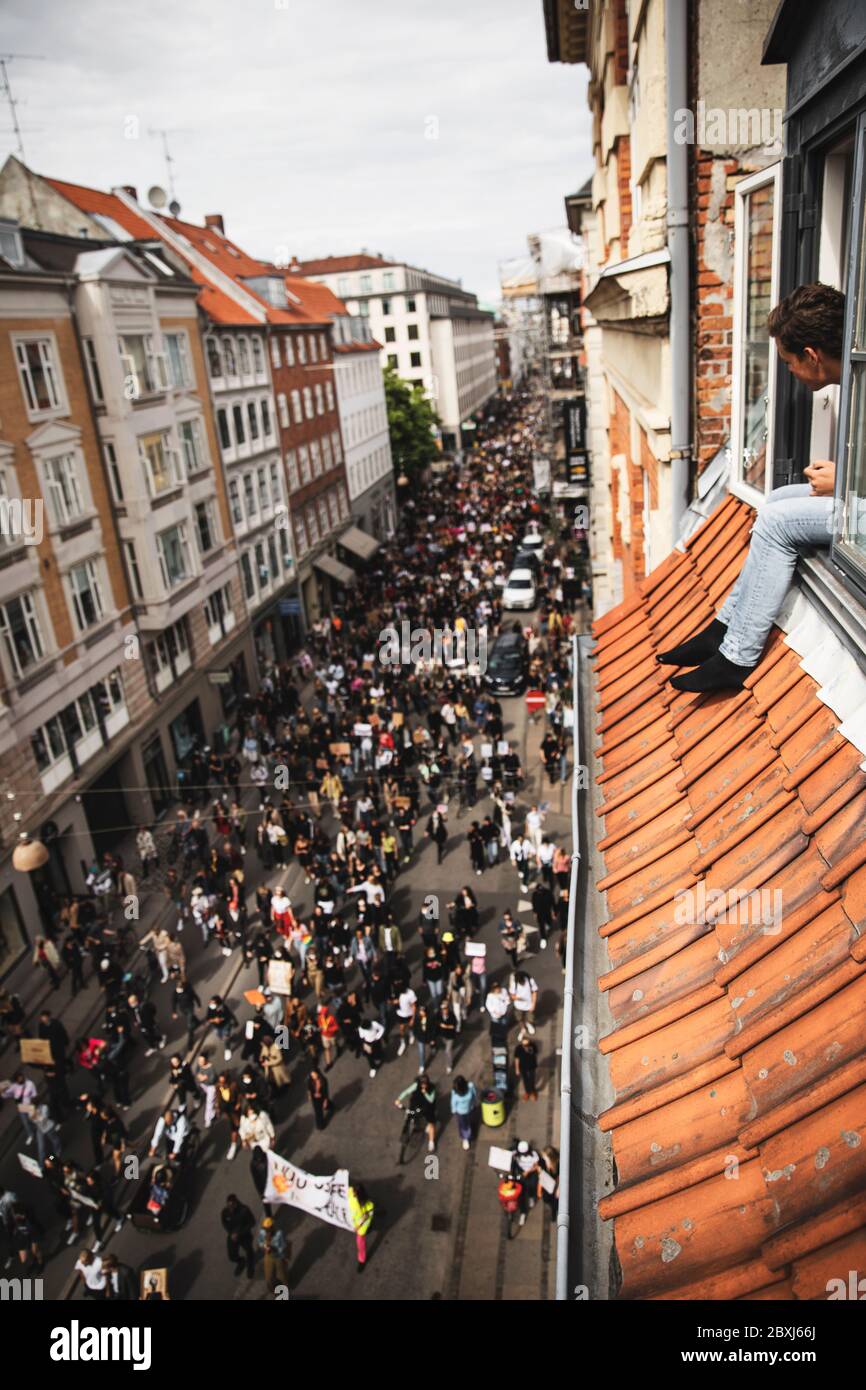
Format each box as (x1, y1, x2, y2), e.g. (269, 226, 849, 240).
(480, 742, 493, 759)
(465, 941, 486, 958)
(496, 740, 509, 755)
(329, 742, 351, 757)
(391, 712, 404, 727)
(20, 1038, 53, 1066)
(141, 1268, 169, 1300)
(539, 1169, 557, 1195)
(393, 795, 411, 810)
(488, 1145, 514, 1171)
(267, 959, 294, 996)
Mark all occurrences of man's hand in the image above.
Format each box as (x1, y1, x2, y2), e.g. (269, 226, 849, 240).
(804, 459, 836, 496)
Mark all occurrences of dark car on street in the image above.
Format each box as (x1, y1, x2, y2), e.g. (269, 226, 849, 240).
(484, 629, 528, 696)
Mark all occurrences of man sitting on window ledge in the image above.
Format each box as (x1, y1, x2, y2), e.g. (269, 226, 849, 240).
(659, 282, 844, 692)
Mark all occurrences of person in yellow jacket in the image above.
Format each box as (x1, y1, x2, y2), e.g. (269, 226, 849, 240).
(320, 770, 343, 814)
(348, 1181, 374, 1273)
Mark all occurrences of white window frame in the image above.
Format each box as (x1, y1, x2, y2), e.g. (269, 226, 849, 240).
(291, 389, 303, 425)
(43, 451, 87, 527)
(139, 431, 184, 497)
(277, 392, 289, 428)
(194, 498, 219, 555)
(179, 417, 207, 476)
(82, 337, 104, 403)
(165, 330, 193, 389)
(228, 476, 245, 528)
(285, 450, 299, 492)
(251, 336, 266, 377)
(730, 163, 782, 506)
(0, 590, 46, 678)
(14, 334, 64, 418)
(156, 523, 192, 590)
(68, 558, 106, 632)
(284, 336, 295, 367)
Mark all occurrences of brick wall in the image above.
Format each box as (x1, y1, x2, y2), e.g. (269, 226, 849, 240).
(616, 134, 633, 252)
(0, 312, 130, 662)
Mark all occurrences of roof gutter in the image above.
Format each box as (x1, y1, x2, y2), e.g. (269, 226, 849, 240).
(556, 631, 582, 1300)
(665, 0, 693, 544)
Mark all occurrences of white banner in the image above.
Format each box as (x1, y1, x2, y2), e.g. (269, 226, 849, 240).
(262, 1148, 353, 1232)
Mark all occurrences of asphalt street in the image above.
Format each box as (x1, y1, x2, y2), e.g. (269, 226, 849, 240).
(3, 621, 570, 1302)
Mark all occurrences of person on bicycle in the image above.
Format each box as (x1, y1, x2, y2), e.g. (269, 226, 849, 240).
(394, 1073, 438, 1153)
(511, 1139, 540, 1225)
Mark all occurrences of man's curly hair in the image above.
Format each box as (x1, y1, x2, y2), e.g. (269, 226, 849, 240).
(767, 282, 845, 358)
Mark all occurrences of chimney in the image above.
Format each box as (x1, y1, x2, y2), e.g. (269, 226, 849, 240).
(288, 255, 301, 274)
(205, 214, 225, 236)
(120, 185, 138, 200)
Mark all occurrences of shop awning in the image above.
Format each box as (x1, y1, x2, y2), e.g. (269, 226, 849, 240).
(339, 525, 380, 561)
(313, 552, 356, 586)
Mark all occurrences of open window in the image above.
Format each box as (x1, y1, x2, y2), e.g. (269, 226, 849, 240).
(832, 111, 866, 593)
(730, 164, 782, 505)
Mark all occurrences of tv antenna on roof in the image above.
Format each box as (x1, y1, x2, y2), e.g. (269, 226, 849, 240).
(147, 126, 188, 208)
(0, 53, 47, 228)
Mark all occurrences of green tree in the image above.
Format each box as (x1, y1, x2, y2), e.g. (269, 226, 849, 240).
(383, 363, 441, 486)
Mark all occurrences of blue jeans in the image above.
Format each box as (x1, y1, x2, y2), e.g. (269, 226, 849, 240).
(717, 485, 832, 666)
(427, 978, 444, 1001)
(456, 1111, 473, 1143)
(486, 840, 498, 866)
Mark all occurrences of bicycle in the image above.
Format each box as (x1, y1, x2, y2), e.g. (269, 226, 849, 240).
(497, 1174, 523, 1240)
(397, 1103, 426, 1166)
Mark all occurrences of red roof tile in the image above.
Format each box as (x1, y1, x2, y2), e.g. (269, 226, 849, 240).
(294, 253, 395, 274)
(591, 494, 866, 1299)
(42, 176, 156, 240)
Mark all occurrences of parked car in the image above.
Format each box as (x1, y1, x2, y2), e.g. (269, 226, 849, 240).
(513, 547, 542, 575)
(520, 531, 545, 558)
(484, 630, 528, 696)
(502, 567, 537, 611)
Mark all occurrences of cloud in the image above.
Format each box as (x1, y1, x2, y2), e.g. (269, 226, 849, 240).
(2, 0, 592, 302)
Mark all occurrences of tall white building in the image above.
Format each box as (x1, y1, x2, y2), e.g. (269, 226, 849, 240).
(296, 254, 498, 451)
(283, 271, 396, 541)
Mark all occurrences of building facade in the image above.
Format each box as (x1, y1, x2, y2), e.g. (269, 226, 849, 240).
(296, 254, 498, 450)
(544, 0, 786, 610)
(0, 214, 254, 965)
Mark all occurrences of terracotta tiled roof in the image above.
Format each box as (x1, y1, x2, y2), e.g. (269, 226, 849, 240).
(591, 493, 866, 1300)
(294, 254, 395, 274)
(161, 217, 324, 327)
(42, 176, 158, 241)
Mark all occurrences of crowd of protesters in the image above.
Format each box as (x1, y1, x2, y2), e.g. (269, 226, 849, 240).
(0, 382, 580, 1291)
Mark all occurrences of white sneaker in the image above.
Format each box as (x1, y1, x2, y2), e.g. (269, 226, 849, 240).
(25, 1136, 33, 1147)
(519, 1213, 526, 1226)
(446, 1066, 453, 1074)
(527, 1022, 536, 1035)
(114, 1218, 124, 1231)
(369, 1069, 377, 1078)
(92, 1240, 103, 1253)
(66, 1230, 77, 1245)
(222, 947, 232, 957)
(540, 938, 548, 949)
(462, 1139, 470, 1151)
(145, 1047, 155, 1057)
(159, 1038, 166, 1048)
(226, 1141, 237, 1161)
(427, 1138, 436, 1153)
(224, 1048, 232, 1061)
(397, 1040, 406, 1057)
(418, 1065, 424, 1074)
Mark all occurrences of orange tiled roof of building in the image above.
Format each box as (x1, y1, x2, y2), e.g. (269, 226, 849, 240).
(294, 253, 395, 274)
(161, 216, 325, 328)
(591, 492, 866, 1300)
(42, 176, 158, 241)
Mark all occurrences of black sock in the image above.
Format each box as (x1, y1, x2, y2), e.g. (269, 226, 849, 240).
(668, 650, 754, 693)
(657, 619, 727, 666)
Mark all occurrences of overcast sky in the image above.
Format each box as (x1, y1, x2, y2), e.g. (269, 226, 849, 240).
(1, 0, 591, 305)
